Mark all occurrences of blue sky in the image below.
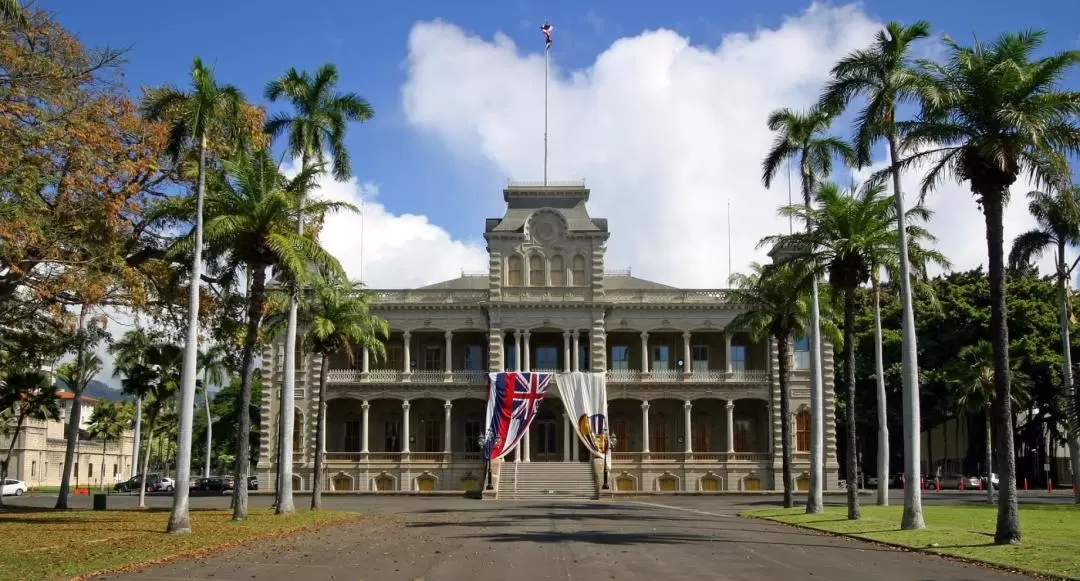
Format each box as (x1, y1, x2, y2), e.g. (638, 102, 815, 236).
(45, 0, 1080, 252)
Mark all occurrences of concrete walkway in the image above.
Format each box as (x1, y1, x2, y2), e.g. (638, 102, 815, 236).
(94, 498, 1031, 581)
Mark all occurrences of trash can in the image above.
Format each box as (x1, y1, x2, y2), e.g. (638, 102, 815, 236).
(93, 493, 107, 511)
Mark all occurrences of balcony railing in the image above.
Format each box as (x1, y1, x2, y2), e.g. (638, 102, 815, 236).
(606, 369, 769, 384)
(325, 368, 486, 384)
(325, 451, 484, 463)
(610, 451, 770, 463)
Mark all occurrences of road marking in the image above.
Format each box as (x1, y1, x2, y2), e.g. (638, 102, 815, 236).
(622, 500, 734, 518)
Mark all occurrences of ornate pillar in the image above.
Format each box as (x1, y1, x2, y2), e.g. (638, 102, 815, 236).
(523, 331, 532, 371)
(571, 331, 580, 371)
(563, 413, 571, 461)
(443, 331, 453, 382)
(641, 401, 651, 453)
(563, 331, 572, 373)
(523, 425, 531, 462)
(401, 400, 411, 453)
(515, 442, 521, 462)
(640, 331, 650, 375)
(361, 401, 370, 453)
(514, 330, 523, 372)
(443, 401, 452, 455)
(683, 400, 693, 454)
(682, 332, 692, 375)
(726, 400, 736, 454)
(724, 333, 733, 373)
(403, 331, 412, 380)
(361, 347, 370, 375)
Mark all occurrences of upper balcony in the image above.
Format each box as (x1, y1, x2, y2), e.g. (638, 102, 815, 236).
(605, 369, 769, 384)
(367, 288, 735, 306)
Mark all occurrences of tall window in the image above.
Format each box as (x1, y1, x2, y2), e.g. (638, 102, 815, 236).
(88, 463, 94, 478)
(384, 419, 400, 451)
(793, 335, 810, 369)
(691, 345, 709, 372)
(730, 345, 747, 372)
(294, 343, 303, 371)
(571, 255, 587, 286)
(734, 418, 755, 451)
(578, 342, 589, 370)
(464, 420, 482, 453)
(505, 341, 517, 371)
(386, 345, 403, 370)
(422, 416, 443, 452)
(422, 345, 443, 371)
(550, 255, 566, 286)
(692, 417, 710, 452)
(611, 345, 630, 370)
(345, 420, 362, 451)
(464, 345, 484, 370)
(613, 420, 629, 452)
(292, 409, 303, 451)
(795, 411, 810, 452)
(535, 346, 558, 370)
(650, 415, 668, 452)
(507, 255, 523, 286)
(529, 254, 544, 286)
(651, 345, 670, 371)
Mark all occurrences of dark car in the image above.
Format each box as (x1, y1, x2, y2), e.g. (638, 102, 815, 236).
(114, 474, 159, 493)
(247, 475, 258, 490)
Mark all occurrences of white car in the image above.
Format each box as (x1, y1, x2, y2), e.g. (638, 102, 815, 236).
(156, 477, 175, 492)
(2, 478, 28, 496)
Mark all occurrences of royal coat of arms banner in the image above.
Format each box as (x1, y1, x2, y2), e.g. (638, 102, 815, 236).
(554, 372, 610, 458)
(482, 372, 552, 461)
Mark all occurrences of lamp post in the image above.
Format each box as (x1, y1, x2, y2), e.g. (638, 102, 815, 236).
(477, 430, 493, 490)
(602, 430, 617, 490)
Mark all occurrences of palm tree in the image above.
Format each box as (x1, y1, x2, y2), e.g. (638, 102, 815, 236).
(197, 345, 229, 479)
(86, 402, 134, 492)
(727, 262, 837, 507)
(1, 0, 26, 27)
(0, 370, 59, 507)
(109, 328, 159, 480)
(896, 31, 1080, 544)
(195, 149, 353, 521)
(54, 310, 105, 510)
(818, 20, 933, 528)
(120, 341, 183, 508)
(761, 106, 856, 513)
(1009, 186, 1080, 503)
(296, 277, 388, 509)
(140, 57, 244, 534)
(264, 63, 373, 514)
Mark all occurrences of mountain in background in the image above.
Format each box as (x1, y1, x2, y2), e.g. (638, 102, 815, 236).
(55, 378, 133, 402)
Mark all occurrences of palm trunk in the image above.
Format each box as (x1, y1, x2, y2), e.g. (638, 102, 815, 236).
(203, 380, 212, 479)
(982, 190, 1021, 545)
(888, 134, 925, 530)
(138, 424, 154, 508)
(1056, 241, 1080, 503)
(801, 152, 826, 514)
(0, 413, 27, 507)
(312, 355, 329, 510)
(233, 264, 268, 521)
(985, 408, 994, 504)
(777, 334, 794, 508)
(167, 133, 208, 534)
(56, 305, 89, 510)
(844, 288, 861, 520)
(100, 440, 107, 492)
(872, 270, 889, 506)
(131, 398, 142, 480)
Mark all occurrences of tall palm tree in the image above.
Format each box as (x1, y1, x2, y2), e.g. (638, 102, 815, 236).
(139, 57, 244, 534)
(1009, 186, 1080, 503)
(295, 277, 388, 509)
(896, 31, 1080, 544)
(818, 20, 933, 528)
(109, 328, 159, 480)
(86, 402, 134, 492)
(761, 106, 856, 513)
(195, 149, 353, 521)
(264, 64, 373, 514)
(120, 341, 183, 508)
(727, 262, 838, 508)
(197, 345, 229, 478)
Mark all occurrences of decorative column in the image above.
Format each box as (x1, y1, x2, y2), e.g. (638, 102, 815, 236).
(401, 400, 411, 454)
(641, 401, 651, 453)
(443, 401, 452, 455)
(571, 331, 580, 371)
(515, 442, 521, 462)
(563, 331, 572, 373)
(726, 401, 736, 454)
(514, 330, 523, 372)
(523, 425, 531, 462)
(683, 400, 693, 455)
(443, 331, 453, 382)
(682, 332, 692, 375)
(724, 333, 733, 373)
(360, 401, 370, 454)
(640, 331, 650, 375)
(523, 331, 532, 371)
(402, 331, 412, 380)
(361, 347, 370, 378)
(563, 413, 571, 461)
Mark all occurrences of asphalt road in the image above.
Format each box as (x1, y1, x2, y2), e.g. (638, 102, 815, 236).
(40, 494, 1039, 581)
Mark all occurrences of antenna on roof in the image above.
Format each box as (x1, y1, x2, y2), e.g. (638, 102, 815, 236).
(727, 198, 732, 283)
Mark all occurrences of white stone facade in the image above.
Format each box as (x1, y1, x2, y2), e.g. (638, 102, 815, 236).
(258, 182, 838, 493)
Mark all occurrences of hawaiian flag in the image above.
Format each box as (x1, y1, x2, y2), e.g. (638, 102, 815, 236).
(482, 372, 552, 460)
(541, 23, 553, 50)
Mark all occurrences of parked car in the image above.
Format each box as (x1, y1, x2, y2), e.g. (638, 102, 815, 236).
(937, 474, 980, 489)
(2, 478, 28, 496)
(154, 476, 175, 492)
(981, 473, 999, 489)
(115, 474, 158, 492)
(247, 475, 258, 490)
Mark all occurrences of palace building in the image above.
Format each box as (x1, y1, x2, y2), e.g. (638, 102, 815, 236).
(258, 182, 838, 498)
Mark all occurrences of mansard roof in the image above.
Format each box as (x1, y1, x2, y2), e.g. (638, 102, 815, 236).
(484, 181, 608, 235)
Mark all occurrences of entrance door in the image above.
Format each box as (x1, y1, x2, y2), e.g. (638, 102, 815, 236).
(534, 420, 559, 461)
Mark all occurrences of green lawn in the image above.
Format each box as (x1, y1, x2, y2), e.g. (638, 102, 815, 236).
(0, 507, 359, 581)
(744, 504, 1080, 580)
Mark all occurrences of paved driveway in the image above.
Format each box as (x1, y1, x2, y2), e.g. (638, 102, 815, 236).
(93, 497, 1031, 581)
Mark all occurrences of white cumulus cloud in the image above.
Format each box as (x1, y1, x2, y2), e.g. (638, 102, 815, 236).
(398, 3, 1058, 286)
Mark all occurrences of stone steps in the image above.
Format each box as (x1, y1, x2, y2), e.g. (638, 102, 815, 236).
(499, 461, 598, 500)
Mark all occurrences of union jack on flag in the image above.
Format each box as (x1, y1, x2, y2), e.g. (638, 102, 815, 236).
(482, 372, 552, 460)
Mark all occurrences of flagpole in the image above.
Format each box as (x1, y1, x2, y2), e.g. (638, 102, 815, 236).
(727, 199, 732, 283)
(359, 197, 364, 285)
(544, 42, 549, 186)
(787, 159, 793, 234)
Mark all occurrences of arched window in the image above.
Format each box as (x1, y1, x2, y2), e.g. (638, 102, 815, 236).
(529, 254, 544, 287)
(292, 409, 304, 452)
(571, 255, 587, 287)
(507, 255, 523, 286)
(795, 411, 810, 452)
(550, 255, 566, 286)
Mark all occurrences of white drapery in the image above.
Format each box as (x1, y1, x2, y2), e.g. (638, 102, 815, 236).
(554, 372, 609, 459)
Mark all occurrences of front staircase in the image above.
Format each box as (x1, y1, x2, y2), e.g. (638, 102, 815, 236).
(498, 461, 599, 500)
